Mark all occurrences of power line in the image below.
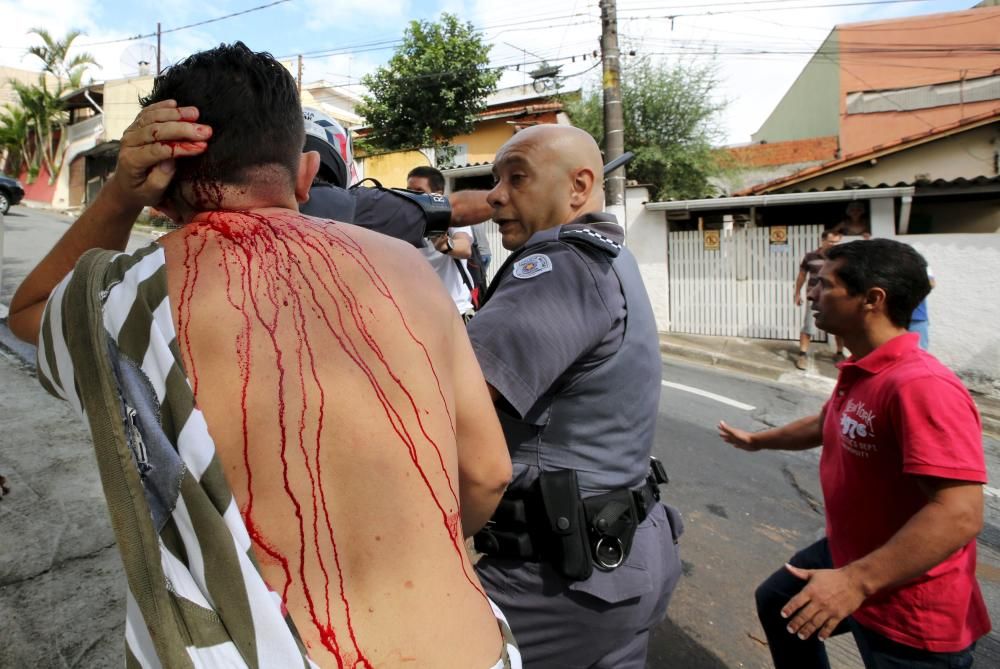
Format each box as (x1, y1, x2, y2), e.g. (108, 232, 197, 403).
(159, 0, 293, 37)
(290, 14, 601, 62)
(619, 0, 937, 20)
(5, 0, 295, 50)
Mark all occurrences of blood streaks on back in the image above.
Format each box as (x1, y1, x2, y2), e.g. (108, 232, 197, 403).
(176, 211, 474, 667)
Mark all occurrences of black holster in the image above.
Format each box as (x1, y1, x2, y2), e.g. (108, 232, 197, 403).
(473, 496, 536, 560)
(475, 460, 670, 581)
(538, 470, 593, 581)
(582, 489, 639, 571)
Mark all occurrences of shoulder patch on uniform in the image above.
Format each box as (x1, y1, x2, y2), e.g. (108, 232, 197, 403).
(512, 253, 552, 280)
(559, 228, 622, 256)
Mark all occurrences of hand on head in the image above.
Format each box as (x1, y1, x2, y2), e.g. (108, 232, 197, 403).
(111, 100, 211, 211)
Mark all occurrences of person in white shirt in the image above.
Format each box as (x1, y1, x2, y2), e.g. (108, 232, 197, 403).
(407, 166, 476, 321)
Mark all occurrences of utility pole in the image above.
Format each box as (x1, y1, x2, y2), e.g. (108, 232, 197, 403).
(600, 0, 625, 207)
(297, 55, 303, 93)
(156, 23, 162, 75)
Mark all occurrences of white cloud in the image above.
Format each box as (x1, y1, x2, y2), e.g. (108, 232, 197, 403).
(465, 0, 966, 144)
(297, 0, 412, 32)
(1, 0, 969, 144)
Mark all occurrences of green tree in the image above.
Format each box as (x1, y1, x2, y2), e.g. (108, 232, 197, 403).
(28, 28, 97, 88)
(567, 56, 726, 200)
(357, 13, 501, 162)
(0, 105, 33, 175)
(6, 29, 98, 183)
(6, 80, 61, 182)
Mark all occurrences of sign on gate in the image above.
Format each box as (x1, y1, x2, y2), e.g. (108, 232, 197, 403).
(703, 229, 720, 251)
(769, 225, 788, 250)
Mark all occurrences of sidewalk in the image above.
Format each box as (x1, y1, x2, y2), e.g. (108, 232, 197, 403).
(661, 331, 1000, 439)
(0, 341, 124, 666)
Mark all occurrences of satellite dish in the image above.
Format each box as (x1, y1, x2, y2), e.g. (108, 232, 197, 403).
(529, 62, 563, 94)
(120, 43, 159, 77)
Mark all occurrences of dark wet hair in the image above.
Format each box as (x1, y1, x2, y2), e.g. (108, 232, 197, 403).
(141, 42, 303, 189)
(821, 228, 842, 241)
(824, 239, 931, 328)
(407, 166, 445, 193)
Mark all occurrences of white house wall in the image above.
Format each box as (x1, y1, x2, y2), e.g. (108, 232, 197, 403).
(51, 115, 104, 208)
(621, 185, 670, 331)
(906, 234, 1000, 394)
(787, 123, 999, 192)
(103, 76, 155, 141)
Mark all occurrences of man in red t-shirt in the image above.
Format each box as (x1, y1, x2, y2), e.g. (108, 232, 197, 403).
(719, 239, 990, 668)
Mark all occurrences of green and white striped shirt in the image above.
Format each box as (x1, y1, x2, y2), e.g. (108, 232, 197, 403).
(39, 242, 319, 668)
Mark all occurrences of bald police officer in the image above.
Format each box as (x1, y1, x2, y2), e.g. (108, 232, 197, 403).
(468, 125, 683, 667)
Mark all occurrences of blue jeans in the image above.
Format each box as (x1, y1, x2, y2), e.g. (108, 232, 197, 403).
(755, 539, 976, 669)
(908, 320, 930, 349)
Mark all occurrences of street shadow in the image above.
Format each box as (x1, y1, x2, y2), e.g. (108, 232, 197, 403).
(2, 210, 27, 217)
(647, 617, 731, 668)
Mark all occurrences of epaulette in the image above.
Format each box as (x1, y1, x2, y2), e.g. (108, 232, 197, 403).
(558, 227, 622, 258)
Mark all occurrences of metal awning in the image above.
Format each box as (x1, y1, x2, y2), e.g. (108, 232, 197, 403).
(80, 140, 119, 158)
(645, 186, 916, 213)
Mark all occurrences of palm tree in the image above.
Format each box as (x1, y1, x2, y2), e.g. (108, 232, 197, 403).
(27, 29, 97, 89)
(18, 29, 98, 183)
(0, 105, 32, 176)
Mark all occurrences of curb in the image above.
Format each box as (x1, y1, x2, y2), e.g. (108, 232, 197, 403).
(0, 317, 37, 372)
(660, 340, 787, 382)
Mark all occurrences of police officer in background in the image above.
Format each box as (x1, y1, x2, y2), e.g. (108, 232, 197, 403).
(468, 124, 683, 667)
(298, 107, 490, 244)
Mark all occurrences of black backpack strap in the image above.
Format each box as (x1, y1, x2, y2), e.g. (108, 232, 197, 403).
(349, 177, 384, 190)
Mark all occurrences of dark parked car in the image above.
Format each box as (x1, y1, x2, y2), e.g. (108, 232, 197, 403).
(0, 174, 25, 215)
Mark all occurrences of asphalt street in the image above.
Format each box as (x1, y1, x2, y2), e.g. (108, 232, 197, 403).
(0, 205, 156, 308)
(1, 205, 998, 667)
(649, 359, 1000, 669)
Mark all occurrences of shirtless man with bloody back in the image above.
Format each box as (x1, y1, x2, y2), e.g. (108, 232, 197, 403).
(9, 43, 516, 668)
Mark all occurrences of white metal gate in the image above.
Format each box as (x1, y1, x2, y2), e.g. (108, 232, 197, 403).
(481, 223, 511, 285)
(667, 225, 826, 340)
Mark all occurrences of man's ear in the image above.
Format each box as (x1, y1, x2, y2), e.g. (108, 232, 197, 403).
(864, 286, 888, 314)
(569, 166, 596, 207)
(295, 151, 320, 203)
(155, 189, 187, 225)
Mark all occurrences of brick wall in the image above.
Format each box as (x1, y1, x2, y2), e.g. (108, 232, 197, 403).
(725, 136, 839, 168)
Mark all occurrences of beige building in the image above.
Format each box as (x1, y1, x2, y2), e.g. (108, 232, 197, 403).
(0, 66, 62, 108)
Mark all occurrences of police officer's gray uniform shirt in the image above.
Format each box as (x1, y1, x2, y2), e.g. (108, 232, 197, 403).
(469, 222, 624, 429)
(300, 184, 426, 248)
(468, 212, 682, 669)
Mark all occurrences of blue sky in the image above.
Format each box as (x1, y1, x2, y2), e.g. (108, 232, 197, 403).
(1, 0, 982, 143)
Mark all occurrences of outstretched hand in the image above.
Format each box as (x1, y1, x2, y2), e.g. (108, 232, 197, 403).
(717, 420, 759, 451)
(108, 100, 212, 211)
(781, 564, 867, 641)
